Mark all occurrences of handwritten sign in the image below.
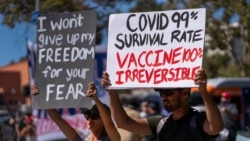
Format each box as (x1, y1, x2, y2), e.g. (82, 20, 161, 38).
(33, 11, 96, 109)
(107, 8, 206, 88)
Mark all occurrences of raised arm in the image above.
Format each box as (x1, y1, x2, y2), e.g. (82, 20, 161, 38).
(86, 82, 120, 141)
(101, 71, 152, 135)
(46, 109, 78, 141)
(15, 124, 29, 138)
(194, 69, 223, 135)
(14, 113, 27, 139)
(31, 85, 78, 141)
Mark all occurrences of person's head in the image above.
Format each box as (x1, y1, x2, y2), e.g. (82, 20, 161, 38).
(81, 104, 110, 131)
(154, 88, 191, 111)
(139, 100, 149, 118)
(24, 114, 33, 125)
(148, 101, 161, 115)
(140, 100, 149, 112)
(221, 92, 232, 103)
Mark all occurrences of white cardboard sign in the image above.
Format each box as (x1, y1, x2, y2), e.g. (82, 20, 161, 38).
(107, 8, 206, 89)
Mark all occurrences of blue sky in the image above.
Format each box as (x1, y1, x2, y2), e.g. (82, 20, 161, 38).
(0, 14, 36, 67)
(0, 1, 135, 68)
(0, 1, 131, 67)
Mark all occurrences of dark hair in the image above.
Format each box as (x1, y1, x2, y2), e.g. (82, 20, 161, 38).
(81, 104, 111, 115)
(155, 88, 191, 97)
(148, 101, 161, 113)
(154, 88, 186, 92)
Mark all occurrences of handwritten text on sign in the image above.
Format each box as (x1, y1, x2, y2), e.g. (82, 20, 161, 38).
(34, 11, 96, 109)
(107, 8, 206, 88)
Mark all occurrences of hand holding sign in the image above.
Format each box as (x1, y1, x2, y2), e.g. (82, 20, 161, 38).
(86, 82, 97, 98)
(31, 85, 39, 95)
(194, 69, 207, 93)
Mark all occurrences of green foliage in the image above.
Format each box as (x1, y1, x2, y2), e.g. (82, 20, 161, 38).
(40, 0, 86, 13)
(1, 0, 250, 77)
(203, 53, 227, 77)
(0, 0, 87, 27)
(0, 0, 133, 44)
(131, 0, 250, 77)
(130, 0, 162, 12)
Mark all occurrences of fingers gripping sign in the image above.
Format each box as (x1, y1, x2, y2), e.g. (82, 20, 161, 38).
(32, 85, 39, 95)
(87, 82, 97, 97)
(194, 69, 207, 92)
(101, 71, 112, 88)
(194, 69, 207, 84)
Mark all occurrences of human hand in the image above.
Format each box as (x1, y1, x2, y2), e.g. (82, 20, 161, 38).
(87, 82, 98, 100)
(15, 111, 21, 122)
(9, 118, 15, 125)
(194, 69, 207, 93)
(31, 85, 39, 95)
(220, 106, 227, 112)
(101, 71, 112, 88)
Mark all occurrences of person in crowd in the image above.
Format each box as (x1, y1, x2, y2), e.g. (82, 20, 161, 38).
(139, 100, 149, 118)
(246, 103, 250, 130)
(32, 82, 120, 141)
(147, 101, 162, 117)
(15, 112, 37, 141)
(101, 69, 224, 141)
(118, 105, 144, 141)
(117, 94, 144, 141)
(9, 109, 29, 141)
(217, 92, 239, 141)
(1, 118, 16, 141)
(139, 99, 163, 141)
(143, 101, 163, 141)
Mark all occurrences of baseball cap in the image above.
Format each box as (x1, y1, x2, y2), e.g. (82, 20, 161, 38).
(81, 104, 110, 120)
(154, 88, 186, 91)
(25, 116, 33, 124)
(222, 92, 232, 100)
(155, 88, 187, 94)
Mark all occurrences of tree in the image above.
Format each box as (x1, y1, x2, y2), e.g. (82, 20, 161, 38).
(167, 0, 250, 77)
(0, 0, 133, 44)
(1, 0, 250, 77)
(0, 0, 86, 27)
(130, 0, 250, 77)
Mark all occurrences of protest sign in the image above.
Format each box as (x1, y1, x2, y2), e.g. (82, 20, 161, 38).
(107, 8, 206, 88)
(33, 11, 96, 109)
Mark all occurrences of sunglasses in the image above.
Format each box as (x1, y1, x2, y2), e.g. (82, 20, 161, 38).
(156, 89, 183, 97)
(83, 111, 100, 120)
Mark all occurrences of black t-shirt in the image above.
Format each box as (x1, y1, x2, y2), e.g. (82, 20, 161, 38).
(147, 108, 215, 141)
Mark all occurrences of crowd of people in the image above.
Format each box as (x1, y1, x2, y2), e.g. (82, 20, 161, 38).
(30, 69, 223, 141)
(216, 92, 240, 141)
(0, 104, 37, 141)
(32, 82, 120, 141)
(101, 69, 224, 141)
(2, 69, 244, 141)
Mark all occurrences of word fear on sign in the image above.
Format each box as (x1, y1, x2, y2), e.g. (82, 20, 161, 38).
(46, 83, 85, 101)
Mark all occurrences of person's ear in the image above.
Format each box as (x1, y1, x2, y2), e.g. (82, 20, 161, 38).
(182, 89, 190, 98)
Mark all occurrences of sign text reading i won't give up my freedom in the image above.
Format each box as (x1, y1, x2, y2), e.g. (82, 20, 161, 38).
(33, 11, 96, 109)
(107, 8, 206, 89)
